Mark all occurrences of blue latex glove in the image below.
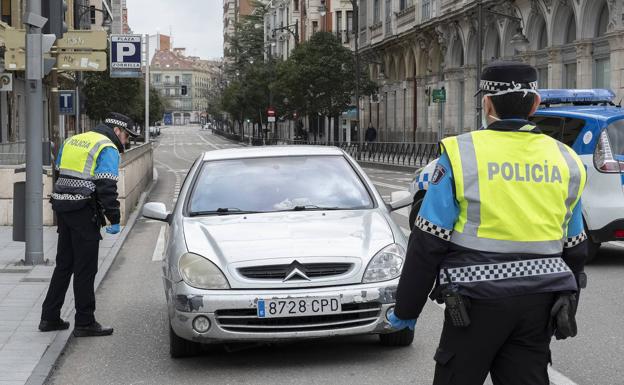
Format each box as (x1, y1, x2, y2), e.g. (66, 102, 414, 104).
(387, 310, 416, 330)
(105, 223, 121, 234)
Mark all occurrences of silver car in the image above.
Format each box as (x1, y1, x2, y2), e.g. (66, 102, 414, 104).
(143, 146, 413, 357)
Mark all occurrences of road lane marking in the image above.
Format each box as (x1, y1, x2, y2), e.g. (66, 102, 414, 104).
(196, 133, 221, 150)
(152, 225, 166, 262)
(548, 367, 579, 385)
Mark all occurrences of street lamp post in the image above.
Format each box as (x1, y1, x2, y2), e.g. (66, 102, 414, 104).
(475, 1, 529, 126)
(272, 19, 299, 48)
(349, 0, 361, 145)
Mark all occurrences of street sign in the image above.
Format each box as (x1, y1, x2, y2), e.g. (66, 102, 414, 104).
(268, 116, 276, 123)
(110, 34, 143, 78)
(59, 90, 76, 115)
(0, 73, 13, 91)
(56, 30, 108, 50)
(56, 51, 107, 71)
(432, 88, 446, 103)
(267, 107, 276, 117)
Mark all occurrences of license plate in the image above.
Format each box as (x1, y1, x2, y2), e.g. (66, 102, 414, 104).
(257, 297, 341, 318)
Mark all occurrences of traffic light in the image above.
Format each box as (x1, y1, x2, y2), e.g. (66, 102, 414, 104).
(181, 85, 187, 95)
(42, 0, 68, 39)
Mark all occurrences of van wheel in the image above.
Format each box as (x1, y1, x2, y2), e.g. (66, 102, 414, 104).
(408, 198, 424, 230)
(170, 324, 202, 358)
(379, 328, 415, 347)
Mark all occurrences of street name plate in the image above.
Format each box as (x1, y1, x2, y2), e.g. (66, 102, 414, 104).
(56, 51, 107, 71)
(56, 30, 108, 50)
(432, 88, 446, 103)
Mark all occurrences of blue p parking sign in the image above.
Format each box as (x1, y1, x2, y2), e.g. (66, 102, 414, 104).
(59, 91, 76, 115)
(110, 35, 143, 78)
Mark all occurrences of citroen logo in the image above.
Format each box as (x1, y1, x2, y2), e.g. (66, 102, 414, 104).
(283, 261, 311, 282)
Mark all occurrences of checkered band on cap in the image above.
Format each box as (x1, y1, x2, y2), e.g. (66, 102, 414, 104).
(415, 215, 452, 241)
(439, 257, 571, 284)
(564, 232, 587, 248)
(480, 80, 538, 93)
(104, 118, 128, 128)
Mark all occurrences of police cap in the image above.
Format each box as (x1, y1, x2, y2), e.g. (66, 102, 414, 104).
(476, 60, 538, 96)
(104, 112, 139, 138)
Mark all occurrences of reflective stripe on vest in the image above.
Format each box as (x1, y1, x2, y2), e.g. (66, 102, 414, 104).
(58, 132, 117, 179)
(441, 128, 586, 255)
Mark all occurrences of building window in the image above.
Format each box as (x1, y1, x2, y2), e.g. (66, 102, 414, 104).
(564, 63, 577, 89)
(422, 0, 431, 21)
(312, 20, 318, 33)
(597, 4, 609, 37)
(90, 5, 96, 24)
(346, 11, 353, 34)
(293, 0, 298, 12)
(399, 0, 413, 11)
(538, 23, 547, 50)
(594, 58, 611, 89)
(373, 0, 381, 23)
(175, 76, 180, 85)
(336, 10, 342, 33)
(1, 0, 10, 25)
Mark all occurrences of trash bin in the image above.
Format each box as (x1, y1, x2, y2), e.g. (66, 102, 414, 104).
(12, 181, 25, 242)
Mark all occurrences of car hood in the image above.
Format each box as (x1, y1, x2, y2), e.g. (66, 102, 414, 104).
(183, 209, 395, 264)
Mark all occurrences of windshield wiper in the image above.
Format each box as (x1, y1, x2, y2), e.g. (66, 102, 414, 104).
(290, 205, 342, 211)
(189, 208, 263, 216)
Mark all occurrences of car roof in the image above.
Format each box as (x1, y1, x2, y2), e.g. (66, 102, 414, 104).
(535, 105, 624, 123)
(201, 145, 345, 161)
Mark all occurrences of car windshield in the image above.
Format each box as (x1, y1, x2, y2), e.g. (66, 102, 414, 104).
(607, 119, 624, 159)
(187, 155, 374, 215)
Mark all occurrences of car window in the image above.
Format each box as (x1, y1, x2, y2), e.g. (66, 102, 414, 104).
(188, 155, 374, 214)
(530, 116, 587, 146)
(606, 119, 624, 158)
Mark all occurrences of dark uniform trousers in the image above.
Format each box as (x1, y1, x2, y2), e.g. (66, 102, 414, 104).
(41, 207, 101, 326)
(433, 292, 555, 385)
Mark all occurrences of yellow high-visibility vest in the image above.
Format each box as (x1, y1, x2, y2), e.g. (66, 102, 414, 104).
(58, 131, 117, 179)
(441, 126, 586, 255)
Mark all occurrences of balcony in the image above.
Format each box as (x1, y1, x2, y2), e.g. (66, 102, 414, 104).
(370, 21, 383, 39)
(396, 5, 415, 27)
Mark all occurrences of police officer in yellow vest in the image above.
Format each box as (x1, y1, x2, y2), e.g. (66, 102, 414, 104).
(39, 112, 139, 337)
(388, 61, 588, 384)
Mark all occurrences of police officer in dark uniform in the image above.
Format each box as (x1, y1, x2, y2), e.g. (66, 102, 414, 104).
(387, 61, 589, 384)
(39, 112, 139, 337)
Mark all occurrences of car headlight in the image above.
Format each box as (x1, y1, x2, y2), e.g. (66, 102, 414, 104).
(362, 244, 405, 283)
(178, 253, 230, 289)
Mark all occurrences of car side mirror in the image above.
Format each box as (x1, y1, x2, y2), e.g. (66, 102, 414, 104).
(143, 202, 170, 222)
(389, 191, 412, 211)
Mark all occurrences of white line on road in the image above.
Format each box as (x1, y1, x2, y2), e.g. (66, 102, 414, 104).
(151, 225, 166, 262)
(196, 133, 221, 150)
(548, 367, 579, 385)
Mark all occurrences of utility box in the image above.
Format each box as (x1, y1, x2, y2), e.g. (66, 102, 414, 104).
(12, 181, 25, 242)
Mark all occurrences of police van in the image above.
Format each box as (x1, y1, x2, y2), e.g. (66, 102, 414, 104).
(407, 89, 624, 261)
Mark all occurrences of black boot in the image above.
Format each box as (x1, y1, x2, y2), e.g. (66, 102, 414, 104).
(73, 321, 114, 337)
(38, 319, 70, 332)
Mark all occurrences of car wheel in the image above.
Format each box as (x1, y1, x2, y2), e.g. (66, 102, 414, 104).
(379, 328, 415, 347)
(169, 324, 202, 358)
(408, 197, 424, 230)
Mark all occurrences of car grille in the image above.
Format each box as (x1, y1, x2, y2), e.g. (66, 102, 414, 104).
(215, 302, 381, 333)
(238, 263, 352, 280)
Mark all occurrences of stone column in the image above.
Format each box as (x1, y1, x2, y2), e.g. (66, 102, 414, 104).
(463, 66, 477, 132)
(548, 48, 563, 89)
(576, 40, 593, 89)
(405, 78, 415, 142)
(608, 32, 624, 100)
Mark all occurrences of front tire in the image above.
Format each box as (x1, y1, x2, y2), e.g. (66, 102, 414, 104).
(170, 324, 202, 358)
(379, 328, 415, 347)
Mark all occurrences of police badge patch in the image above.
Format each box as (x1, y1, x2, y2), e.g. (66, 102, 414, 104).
(431, 163, 446, 185)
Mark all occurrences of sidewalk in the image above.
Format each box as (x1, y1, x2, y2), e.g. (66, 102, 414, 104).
(0, 227, 126, 385)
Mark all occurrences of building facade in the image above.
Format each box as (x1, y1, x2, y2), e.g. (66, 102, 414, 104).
(356, 0, 624, 142)
(150, 49, 219, 125)
(224, 0, 255, 59)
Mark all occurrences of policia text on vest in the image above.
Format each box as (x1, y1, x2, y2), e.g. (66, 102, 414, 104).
(488, 161, 563, 183)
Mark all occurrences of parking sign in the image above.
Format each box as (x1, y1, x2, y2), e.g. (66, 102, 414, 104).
(59, 90, 76, 115)
(110, 34, 143, 78)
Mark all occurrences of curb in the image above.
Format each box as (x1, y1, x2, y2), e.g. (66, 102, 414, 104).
(25, 169, 159, 385)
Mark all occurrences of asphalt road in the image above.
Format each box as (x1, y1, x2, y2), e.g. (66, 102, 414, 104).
(47, 125, 624, 385)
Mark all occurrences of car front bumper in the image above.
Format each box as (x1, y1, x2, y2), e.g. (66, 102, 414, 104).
(166, 279, 399, 343)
